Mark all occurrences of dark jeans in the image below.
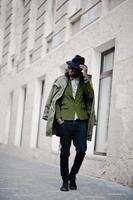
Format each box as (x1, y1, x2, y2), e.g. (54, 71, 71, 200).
(59, 120, 88, 180)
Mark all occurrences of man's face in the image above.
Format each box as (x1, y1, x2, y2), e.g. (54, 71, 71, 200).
(68, 67, 80, 78)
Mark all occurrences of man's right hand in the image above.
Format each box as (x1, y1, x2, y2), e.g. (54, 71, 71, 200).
(57, 118, 64, 125)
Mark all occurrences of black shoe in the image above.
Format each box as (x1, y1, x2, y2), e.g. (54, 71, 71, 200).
(60, 180, 69, 192)
(69, 175, 77, 190)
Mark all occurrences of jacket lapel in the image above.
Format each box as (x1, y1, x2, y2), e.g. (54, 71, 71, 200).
(67, 80, 74, 99)
(75, 80, 82, 99)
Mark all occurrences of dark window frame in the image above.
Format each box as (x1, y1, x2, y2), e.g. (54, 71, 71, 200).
(94, 47, 115, 156)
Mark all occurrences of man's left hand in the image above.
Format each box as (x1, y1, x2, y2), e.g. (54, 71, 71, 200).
(80, 64, 88, 79)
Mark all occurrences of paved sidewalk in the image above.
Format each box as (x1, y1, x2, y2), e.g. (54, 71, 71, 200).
(0, 152, 133, 200)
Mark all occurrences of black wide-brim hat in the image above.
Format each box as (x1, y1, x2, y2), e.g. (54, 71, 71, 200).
(66, 55, 85, 71)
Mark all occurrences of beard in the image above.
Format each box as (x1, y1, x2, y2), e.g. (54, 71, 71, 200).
(68, 70, 81, 78)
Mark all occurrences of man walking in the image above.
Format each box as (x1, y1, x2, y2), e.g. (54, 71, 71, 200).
(43, 55, 96, 191)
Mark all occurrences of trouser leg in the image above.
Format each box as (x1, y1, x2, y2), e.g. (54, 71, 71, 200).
(59, 121, 72, 180)
(60, 152, 70, 180)
(69, 120, 87, 176)
(69, 152, 85, 176)
(69, 152, 85, 190)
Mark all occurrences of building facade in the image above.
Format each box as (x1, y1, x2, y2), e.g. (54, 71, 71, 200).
(0, 0, 133, 187)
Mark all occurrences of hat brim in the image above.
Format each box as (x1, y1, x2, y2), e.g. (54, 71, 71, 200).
(66, 61, 81, 71)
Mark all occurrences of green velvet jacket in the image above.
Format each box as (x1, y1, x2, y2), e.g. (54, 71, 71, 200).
(55, 79, 90, 120)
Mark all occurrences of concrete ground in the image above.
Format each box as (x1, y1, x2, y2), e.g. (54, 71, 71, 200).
(0, 151, 133, 200)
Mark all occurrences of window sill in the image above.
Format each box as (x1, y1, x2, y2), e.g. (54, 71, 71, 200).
(46, 32, 53, 42)
(69, 8, 82, 24)
(86, 154, 106, 161)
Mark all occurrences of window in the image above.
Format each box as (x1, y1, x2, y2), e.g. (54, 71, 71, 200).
(15, 86, 27, 146)
(12, 0, 25, 66)
(36, 80, 45, 147)
(30, 79, 45, 148)
(5, 92, 13, 144)
(68, 0, 82, 36)
(95, 48, 115, 155)
(52, 0, 68, 48)
(17, 0, 31, 70)
(32, 0, 47, 61)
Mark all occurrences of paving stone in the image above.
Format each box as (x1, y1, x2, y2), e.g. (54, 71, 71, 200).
(0, 152, 133, 200)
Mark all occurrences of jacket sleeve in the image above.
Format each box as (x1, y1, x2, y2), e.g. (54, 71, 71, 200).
(42, 76, 64, 121)
(55, 99, 61, 119)
(42, 77, 60, 120)
(42, 85, 55, 120)
(83, 75, 94, 99)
